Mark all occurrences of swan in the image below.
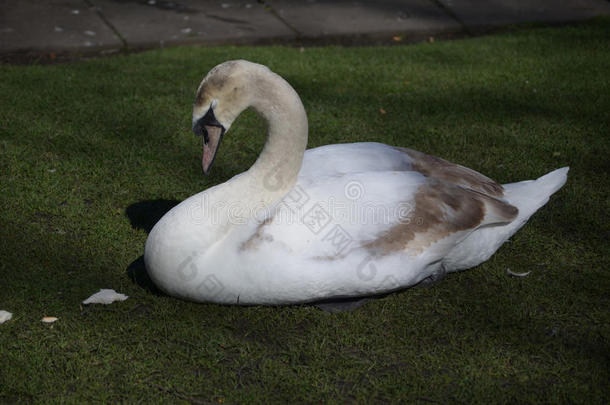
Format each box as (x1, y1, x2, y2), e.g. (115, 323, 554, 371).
(144, 60, 568, 307)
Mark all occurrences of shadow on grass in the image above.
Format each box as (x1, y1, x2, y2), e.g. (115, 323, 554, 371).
(125, 199, 180, 295)
(126, 256, 163, 296)
(125, 199, 180, 233)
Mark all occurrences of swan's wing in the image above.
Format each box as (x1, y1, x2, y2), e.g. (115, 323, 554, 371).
(300, 142, 505, 197)
(236, 171, 517, 262)
(298, 142, 412, 179)
(219, 170, 518, 303)
(213, 146, 516, 303)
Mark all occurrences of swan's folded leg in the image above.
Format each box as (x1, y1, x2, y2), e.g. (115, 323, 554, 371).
(415, 270, 447, 287)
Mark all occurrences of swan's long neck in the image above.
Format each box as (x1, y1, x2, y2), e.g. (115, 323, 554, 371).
(246, 70, 308, 202)
(208, 68, 308, 232)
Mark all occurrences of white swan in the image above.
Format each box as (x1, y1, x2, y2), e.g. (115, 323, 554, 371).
(144, 60, 568, 306)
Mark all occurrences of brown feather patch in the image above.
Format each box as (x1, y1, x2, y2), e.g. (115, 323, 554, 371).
(396, 147, 505, 197)
(363, 180, 516, 255)
(239, 216, 274, 251)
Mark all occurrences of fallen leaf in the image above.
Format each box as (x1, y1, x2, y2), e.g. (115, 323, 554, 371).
(42, 316, 58, 323)
(428, 36, 435, 43)
(392, 36, 402, 42)
(379, 108, 387, 115)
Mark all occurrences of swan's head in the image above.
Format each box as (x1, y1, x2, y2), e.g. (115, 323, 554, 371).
(192, 60, 262, 174)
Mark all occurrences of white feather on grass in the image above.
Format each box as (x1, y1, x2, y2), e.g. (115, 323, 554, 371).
(82, 289, 128, 305)
(0, 310, 12, 324)
(507, 268, 531, 277)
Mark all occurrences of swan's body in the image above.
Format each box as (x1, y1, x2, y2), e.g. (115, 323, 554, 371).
(144, 60, 568, 305)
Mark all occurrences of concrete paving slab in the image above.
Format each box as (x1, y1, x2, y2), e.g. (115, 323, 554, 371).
(88, 0, 295, 48)
(2, 0, 609, 57)
(264, 0, 461, 38)
(0, 0, 122, 53)
(437, 0, 610, 28)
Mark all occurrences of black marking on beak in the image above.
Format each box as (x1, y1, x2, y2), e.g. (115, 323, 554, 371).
(193, 105, 225, 144)
(194, 104, 227, 175)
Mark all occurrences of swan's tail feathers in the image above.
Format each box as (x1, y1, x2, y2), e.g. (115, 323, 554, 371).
(502, 166, 569, 222)
(442, 167, 568, 272)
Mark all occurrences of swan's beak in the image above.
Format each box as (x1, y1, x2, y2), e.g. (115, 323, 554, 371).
(200, 125, 224, 175)
(193, 108, 226, 175)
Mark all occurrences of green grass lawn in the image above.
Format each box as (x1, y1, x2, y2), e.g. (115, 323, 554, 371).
(1, 19, 609, 403)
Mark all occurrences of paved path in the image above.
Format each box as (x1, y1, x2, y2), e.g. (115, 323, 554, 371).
(1, 0, 609, 55)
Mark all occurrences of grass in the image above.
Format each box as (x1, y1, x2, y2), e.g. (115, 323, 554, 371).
(1, 18, 609, 403)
